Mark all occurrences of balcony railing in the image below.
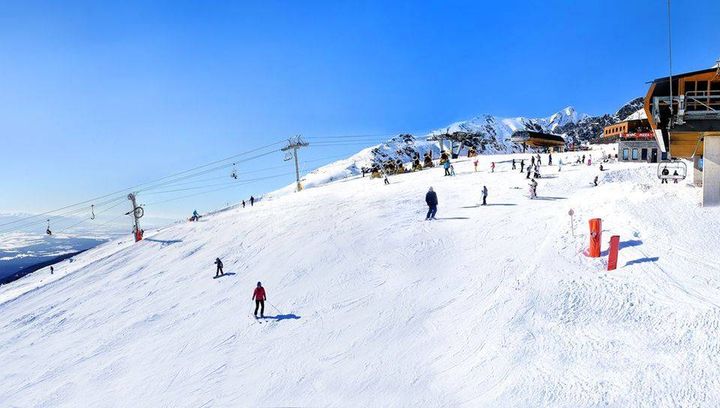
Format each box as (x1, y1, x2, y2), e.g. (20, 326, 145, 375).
(652, 91, 720, 126)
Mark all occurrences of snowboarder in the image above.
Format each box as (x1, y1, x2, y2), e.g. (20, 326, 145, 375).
(512, 159, 516, 170)
(191, 210, 200, 221)
(529, 178, 538, 199)
(253, 282, 266, 318)
(481, 185, 488, 206)
(242, 200, 246, 208)
(214, 258, 224, 278)
(593, 175, 599, 187)
(548, 153, 553, 166)
(425, 187, 438, 220)
(661, 166, 669, 184)
(443, 160, 451, 176)
(250, 196, 255, 206)
(491, 162, 495, 173)
(473, 159, 479, 172)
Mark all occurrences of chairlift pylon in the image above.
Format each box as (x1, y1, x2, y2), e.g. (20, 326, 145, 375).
(658, 159, 687, 180)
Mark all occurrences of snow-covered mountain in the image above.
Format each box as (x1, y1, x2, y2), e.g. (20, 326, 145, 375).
(284, 98, 643, 193)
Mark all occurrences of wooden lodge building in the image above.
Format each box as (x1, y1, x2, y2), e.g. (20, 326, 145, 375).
(601, 117, 660, 163)
(510, 130, 566, 152)
(644, 64, 720, 205)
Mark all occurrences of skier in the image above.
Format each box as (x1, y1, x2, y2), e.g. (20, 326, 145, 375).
(661, 166, 669, 184)
(582, 154, 586, 164)
(192, 210, 200, 221)
(383, 173, 390, 185)
(548, 153, 553, 166)
(491, 162, 496, 173)
(443, 160, 451, 176)
(558, 158, 563, 172)
(588, 156, 592, 166)
(531, 156, 535, 167)
(473, 159, 479, 172)
(250, 196, 255, 206)
(512, 159, 516, 170)
(599, 164, 604, 171)
(526, 165, 531, 179)
(593, 175, 599, 187)
(425, 187, 438, 220)
(520, 159, 525, 173)
(673, 170, 679, 184)
(449, 164, 456, 176)
(214, 257, 224, 278)
(50, 266, 54, 275)
(242, 200, 246, 208)
(529, 178, 538, 199)
(536, 153, 542, 166)
(481, 185, 488, 206)
(253, 282, 266, 318)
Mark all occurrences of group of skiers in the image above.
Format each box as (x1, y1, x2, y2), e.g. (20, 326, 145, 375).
(241, 196, 256, 208)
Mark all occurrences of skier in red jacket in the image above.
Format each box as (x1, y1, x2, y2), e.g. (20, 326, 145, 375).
(253, 282, 266, 318)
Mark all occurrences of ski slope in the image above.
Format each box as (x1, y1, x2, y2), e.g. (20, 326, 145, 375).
(2, 147, 720, 407)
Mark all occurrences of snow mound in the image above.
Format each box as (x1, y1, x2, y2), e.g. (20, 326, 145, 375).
(2, 146, 719, 406)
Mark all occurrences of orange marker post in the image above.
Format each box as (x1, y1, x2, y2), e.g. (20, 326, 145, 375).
(607, 235, 620, 270)
(588, 218, 602, 257)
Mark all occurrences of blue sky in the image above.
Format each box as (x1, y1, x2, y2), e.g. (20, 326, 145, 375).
(1, 0, 718, 223)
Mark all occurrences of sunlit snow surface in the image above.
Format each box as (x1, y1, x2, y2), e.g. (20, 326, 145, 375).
(1, 147, 719, 407)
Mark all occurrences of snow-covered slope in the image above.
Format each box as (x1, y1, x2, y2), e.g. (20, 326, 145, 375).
(2, 147, 720, 407)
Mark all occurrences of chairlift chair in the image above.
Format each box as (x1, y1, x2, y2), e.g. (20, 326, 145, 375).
(657, 159, 687, 181)
(283, 151, 294, 162)
(46, 219, 52, 235)
(231, 163, 238, 179)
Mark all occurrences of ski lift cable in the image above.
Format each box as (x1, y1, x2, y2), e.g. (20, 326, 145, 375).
(142, 172, 296, 196)
(54, 200, 128, 234)
(0, 140, 288, 230)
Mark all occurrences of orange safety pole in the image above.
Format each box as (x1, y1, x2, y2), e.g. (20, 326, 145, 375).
(607, 235, 620, 270)
(588, 218, 602, 257)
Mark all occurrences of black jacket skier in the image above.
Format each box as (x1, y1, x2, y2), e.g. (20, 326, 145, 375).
(425, 187, 438, 220)
(214, 258, 224, 277)
(250, 196, 255, 206)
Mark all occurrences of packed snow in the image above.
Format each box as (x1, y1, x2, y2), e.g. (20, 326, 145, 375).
(1, 145, 720, 407)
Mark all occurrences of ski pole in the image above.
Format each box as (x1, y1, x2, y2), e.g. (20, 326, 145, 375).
(267, 301, 282, 314)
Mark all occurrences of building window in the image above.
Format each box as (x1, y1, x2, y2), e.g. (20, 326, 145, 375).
(632, 149, 639, 160)
(623, 148, 629, 160)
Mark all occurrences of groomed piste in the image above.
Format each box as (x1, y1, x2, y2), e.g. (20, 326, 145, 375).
(2, 147, 720, 407)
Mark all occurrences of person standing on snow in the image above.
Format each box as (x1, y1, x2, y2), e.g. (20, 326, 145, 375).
(536, 153, 542, 166)
(512, 159, 516, 170)
(242, 200, 246, 208)
(548, 153, 553, 166)
(520, 159, 525, 173)
(443, 160, 451, 176)
(425, 187, 438, 220)
(529, 178, 538, 199)
(526, 165, 531, 179)
(491, 162, 496, 173)
(481, 185, 488, 206)
(214, 258, 224, 278)
(250, 196, 255, 206)
(253, 282, 266, 318)
(473, 159, 479, 172)
(531, 156, 535, 167)
(449, 164, 456, 176)
(593, 175, 599, 187)
(383, 173, 390, 185)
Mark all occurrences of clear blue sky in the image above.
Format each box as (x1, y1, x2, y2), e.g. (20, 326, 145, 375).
(1, 0, 718, 222)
